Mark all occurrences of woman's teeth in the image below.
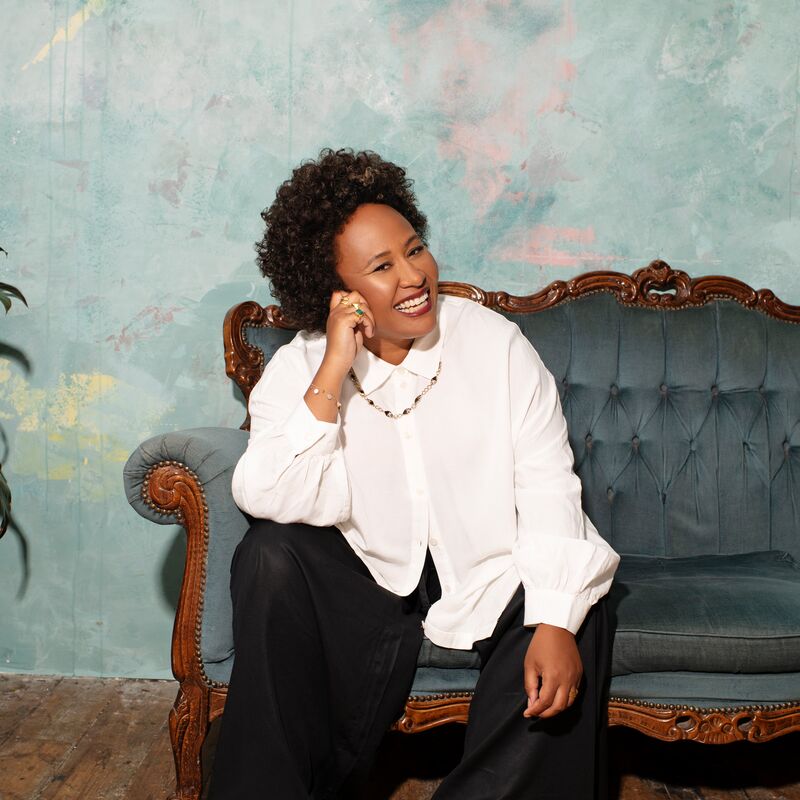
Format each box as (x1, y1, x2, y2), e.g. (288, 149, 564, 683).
(394, 290, 430, 313)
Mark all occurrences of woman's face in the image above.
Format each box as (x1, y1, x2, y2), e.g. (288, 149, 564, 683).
(334, 203, 439, 358)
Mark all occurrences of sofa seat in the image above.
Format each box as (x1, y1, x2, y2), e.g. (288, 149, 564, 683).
(204, 550, 800, 695)
(611, 550, 800, 675)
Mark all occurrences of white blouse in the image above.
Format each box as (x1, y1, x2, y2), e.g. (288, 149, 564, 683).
(232, 295, 619, 649)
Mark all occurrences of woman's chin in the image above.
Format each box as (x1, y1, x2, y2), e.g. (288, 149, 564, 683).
(392, 299, 437, 336)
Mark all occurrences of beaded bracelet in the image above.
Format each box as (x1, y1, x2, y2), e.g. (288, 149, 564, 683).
(308, 384, 342, 410)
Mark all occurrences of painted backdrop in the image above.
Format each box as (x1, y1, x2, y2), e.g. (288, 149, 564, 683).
(1, 0, 799, 677)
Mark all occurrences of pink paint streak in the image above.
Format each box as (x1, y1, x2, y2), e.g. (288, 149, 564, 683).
(148, 157, 190, 208)
(492, 225, 618, 267)
(55, 160, 89, 192)
(105, 305, 184, 352)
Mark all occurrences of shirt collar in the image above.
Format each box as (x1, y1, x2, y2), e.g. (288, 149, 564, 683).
(351, 296, 447, 396)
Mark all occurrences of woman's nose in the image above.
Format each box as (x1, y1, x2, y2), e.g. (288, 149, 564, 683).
(398, 259, 425, 286)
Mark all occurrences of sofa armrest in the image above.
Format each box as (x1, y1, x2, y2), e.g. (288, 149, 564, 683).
(124, 427, 248, 525)
(124, 427, 250, 692)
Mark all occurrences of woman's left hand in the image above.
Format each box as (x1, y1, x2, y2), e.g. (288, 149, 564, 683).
(522, 623, 583, 719)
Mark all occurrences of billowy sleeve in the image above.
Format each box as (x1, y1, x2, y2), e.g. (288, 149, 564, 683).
(509, 329, 619, 634)
(231, 345, 351, 526)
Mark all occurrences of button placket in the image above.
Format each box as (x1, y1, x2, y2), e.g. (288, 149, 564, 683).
(427, 505, 456, 597)
(397, 412, 430, 566)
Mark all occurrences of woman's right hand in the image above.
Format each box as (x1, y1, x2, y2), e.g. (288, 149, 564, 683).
(304, 290, 376, 422)
(321, 290, 375, 376)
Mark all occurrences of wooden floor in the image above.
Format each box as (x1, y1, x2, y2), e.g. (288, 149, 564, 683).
(1, 675, 799, 800)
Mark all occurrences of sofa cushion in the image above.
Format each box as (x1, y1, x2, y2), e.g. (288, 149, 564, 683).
(610, 550, 800, 675)
(609, 671, 800, 706)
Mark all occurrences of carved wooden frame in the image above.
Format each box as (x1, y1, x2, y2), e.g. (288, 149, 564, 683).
(151, 261, 800, 798)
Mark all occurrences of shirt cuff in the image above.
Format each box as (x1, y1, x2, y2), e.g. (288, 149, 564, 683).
(522, 588, 593, 635)
(283, 398, 340, 456)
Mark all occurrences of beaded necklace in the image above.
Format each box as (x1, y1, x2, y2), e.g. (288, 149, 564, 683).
(348, 361, 442, 419)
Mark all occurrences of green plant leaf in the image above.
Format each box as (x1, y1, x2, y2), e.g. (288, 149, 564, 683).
(0, 464, 11, 538)
(0, 342, 32, 373)
(0, 282, 27, 305)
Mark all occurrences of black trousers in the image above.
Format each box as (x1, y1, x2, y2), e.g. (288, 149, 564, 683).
(209, 520, 611, 799)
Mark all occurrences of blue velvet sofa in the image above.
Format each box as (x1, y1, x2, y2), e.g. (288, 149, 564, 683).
(124, 261, 800, 800)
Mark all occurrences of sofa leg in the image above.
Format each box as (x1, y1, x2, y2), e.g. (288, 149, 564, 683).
(168, 684, 210, 800)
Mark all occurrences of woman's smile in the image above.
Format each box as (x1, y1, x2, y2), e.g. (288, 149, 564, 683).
(393, 287, 432, 316)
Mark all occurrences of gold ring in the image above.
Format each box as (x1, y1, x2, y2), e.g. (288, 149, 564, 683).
(339, 294, 351, 306)
(568, 688, 579, 701)
(352, 303, 365, 317)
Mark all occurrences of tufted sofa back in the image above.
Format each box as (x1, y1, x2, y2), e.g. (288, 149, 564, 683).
(502, 294, 800, 559)
(234, 265, 800, 561)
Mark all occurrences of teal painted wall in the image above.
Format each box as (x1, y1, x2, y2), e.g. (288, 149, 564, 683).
(1, 0, 798, 678)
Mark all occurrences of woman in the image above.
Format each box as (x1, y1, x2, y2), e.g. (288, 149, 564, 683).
(210, 149, 619, 799)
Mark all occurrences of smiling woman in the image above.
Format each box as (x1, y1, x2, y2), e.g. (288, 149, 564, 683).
(209, 148, 619, 800)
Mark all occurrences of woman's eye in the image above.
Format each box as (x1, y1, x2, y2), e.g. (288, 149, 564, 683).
(373, 262, 390, 272)
(409, 245, 424, 257)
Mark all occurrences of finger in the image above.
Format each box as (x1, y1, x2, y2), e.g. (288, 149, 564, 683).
(566, 686, 579, 707)
(537, 685, 571, 719)
(330, 290, 350, 311)
(527, 675, 557, 717)
(522, 668, 541, 718)
(357, 309, 376, 338)
(342, 296, 375, 338)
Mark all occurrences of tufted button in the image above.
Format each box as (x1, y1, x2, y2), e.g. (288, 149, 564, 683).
(562, 377, 569, 387)
(632, 435, 640, 448)
(610, 384, 619, 396)
(690, 439, 696, 452)
(607, 487, 615, 502)
(659, 384, 668, 395)
(759, 385, 765, 394)
(784, 440, 791, 457)
(585, 434, 593, 450)
(711, 385, 719, 397)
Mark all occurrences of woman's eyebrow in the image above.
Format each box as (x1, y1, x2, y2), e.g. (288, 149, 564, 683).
(364, 235, 420, 268)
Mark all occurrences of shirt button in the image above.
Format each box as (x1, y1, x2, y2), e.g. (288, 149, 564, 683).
(430, 538, 439, 547)
(416, 488, 424, 496)
(396, 367, 407, 375)
(444, 585, 452, 593)
(403, 430, 413, 440)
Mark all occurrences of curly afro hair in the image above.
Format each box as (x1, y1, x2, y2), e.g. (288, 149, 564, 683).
(255, 148, 429, 332)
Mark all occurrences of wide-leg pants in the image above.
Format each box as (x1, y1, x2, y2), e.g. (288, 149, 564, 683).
(209, 519, 611, 800)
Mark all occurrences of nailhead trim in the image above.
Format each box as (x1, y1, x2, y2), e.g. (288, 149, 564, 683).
(407, 692, 474, 701)
(142, 460, 227, 689)
(608, 697, 800, 712)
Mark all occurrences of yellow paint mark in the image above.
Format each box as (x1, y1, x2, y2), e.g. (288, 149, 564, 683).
(22, 0, 108, 71)
(50, 373, 117, 429)
(106, 446, 133, 463)
(0, 371, 117, 432)
(48, 462, 76, 480)
(0, 371, 166, 491)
